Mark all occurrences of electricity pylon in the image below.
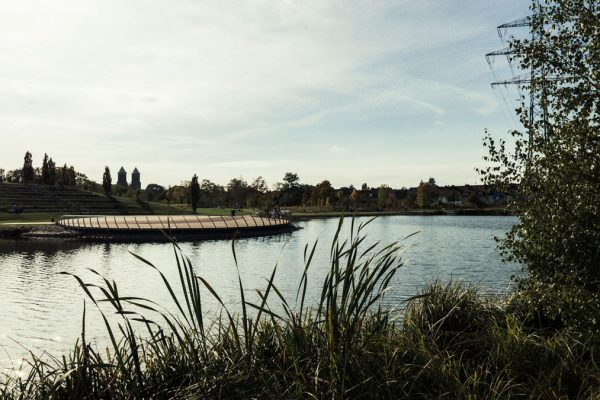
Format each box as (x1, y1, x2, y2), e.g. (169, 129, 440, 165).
(486, 0, 550, 141)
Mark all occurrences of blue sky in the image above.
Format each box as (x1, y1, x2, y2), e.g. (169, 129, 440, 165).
(0, 0, 531, 188)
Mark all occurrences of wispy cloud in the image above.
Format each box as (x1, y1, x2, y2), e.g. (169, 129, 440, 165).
(0, 0, 529, 186)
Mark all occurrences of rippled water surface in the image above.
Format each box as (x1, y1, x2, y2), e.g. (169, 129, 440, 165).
(0, 216, 519, 368)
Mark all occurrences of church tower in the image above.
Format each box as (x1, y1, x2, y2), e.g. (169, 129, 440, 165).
(117, 167, 127, 187)
(131, 167, 141, 190)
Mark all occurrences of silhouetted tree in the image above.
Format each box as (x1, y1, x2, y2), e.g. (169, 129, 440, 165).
(282, 172, 299, 188)
(22, 151, 34, 183)
(144, 184, 166, 202)
(103, 166, 112, 195)
(227, 177, 249, 207)
(416, 180, 436, 208)
(190, 174, 200, 213)
(68, 166, 76, 186)
(41, 153, 50, 184)
(48, 158, 56, 185)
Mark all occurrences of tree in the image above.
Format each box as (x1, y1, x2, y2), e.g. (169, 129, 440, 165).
(227, 177, 249, 208)
(378, 184, 396, 209)
(480, 0, 600, 329)
(190, 174, 200, 213)
(416, 180, 436, 208)
(0, 168, 4, 183)
(67, 166, 76, 186)
(103, 166, 112, 195)
(282, 172, 299, 189)
(48, 158, 56, 185)
(278, 173, 304, 206)
(41, 153, 50, 185)
(144, 184, 166, 202)
(22, 151, 34, 184)
(309, 180, 335, 207)
(251, 176, 268, 193)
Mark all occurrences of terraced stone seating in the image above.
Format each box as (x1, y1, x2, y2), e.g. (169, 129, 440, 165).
(0, 183, 152, 216)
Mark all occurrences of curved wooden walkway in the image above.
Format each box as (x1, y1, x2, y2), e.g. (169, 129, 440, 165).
(56, 214, 290, 232)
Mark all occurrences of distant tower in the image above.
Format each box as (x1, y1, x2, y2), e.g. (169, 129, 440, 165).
(117, 167, 128, 187)
(131, 167, 141, 190)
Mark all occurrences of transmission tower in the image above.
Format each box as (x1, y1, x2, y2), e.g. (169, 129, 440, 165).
(486, 0, 550, 141)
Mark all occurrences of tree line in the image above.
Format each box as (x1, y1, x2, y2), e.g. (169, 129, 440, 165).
(133, 173, 494, 212)
(1, 157, 498, 211)
(0, 151, 81, 187)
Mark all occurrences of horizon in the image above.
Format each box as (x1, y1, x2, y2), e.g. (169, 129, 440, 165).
(0, 1, 529, 188)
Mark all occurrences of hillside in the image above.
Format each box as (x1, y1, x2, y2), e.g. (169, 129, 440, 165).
(0, 183, 190, 222)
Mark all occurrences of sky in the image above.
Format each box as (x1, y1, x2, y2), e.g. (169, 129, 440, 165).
(0, 0, 531, 189)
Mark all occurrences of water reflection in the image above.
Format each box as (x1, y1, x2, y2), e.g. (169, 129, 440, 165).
(0, 216, 519, 367)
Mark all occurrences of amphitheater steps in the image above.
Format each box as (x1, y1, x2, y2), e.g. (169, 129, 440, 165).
(0, 183, 154, 216)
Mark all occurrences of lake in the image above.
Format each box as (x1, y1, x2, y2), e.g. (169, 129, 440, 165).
(0, 215, 519, 370)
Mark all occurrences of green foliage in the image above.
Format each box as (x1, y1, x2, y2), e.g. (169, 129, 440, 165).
(377, 184, 397, 209)
(143, 183, 166, 202)
(22, 151, 34, 184)
(190, 174, 200, 213)
(480, 0, 600, 328)
(102, 166, 112, 196)
(415, 180, 436, 208)
(226, 177, 249, 207)
(41, 153, 50, 185)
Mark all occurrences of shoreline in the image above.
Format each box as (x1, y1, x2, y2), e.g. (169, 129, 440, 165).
(291, 208, 513, 220)
(0, 209, 513, 240)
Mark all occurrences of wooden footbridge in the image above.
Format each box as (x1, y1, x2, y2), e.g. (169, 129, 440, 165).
(55, 214, 292, 240)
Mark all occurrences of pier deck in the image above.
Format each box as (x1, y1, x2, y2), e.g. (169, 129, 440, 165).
(56, 214, 290, 232)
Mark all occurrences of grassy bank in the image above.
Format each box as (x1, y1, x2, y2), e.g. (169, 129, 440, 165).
(1, 219, 597, 399)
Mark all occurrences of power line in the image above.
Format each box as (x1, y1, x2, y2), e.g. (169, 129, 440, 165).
(486, 0, 550, 141)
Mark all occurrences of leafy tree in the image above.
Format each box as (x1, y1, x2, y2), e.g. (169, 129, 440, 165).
(190, 174, 200, 213)
(67, 166, 76, 186)
(227, 177, 249, 208)
(246, 176, 269, 208)
(309, 180, 335, 207)
(480, 0, 600, 329)
(278, 173, 304, 206)
(103, 166, 112, 196)
(251, 176, 269, 193)
(57, 164, 69, 188)
(198, 179, 226, 207)
(378, 184, 396, 209)
(41, 153, 50, 185)
(282, 172, 299, 188)
(416, 180, 436, 208)
(144, 184, 166, 202)
(166, 183, 191, 205)
(22, 151, 34, 184)
(48, 158, 56, 185)
(0, 168, 4, 183)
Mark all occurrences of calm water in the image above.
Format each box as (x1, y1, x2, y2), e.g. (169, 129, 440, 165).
(0, 216, 519, 370)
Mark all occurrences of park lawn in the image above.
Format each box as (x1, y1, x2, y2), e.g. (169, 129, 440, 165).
(0, 200, 191, 224)
(0, 212, 58, 224)
(167, 204, 253, 216)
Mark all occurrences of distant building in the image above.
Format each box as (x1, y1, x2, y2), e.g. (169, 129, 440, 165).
(131, 167, 141, 190)
(117, 167, 127, 187)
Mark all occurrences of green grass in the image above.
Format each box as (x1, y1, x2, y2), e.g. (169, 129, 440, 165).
(1, 218, 599, 399)
(0, 212, 58, 224)
(167, 204, 252, 216)
(0, 200, 191, 223)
